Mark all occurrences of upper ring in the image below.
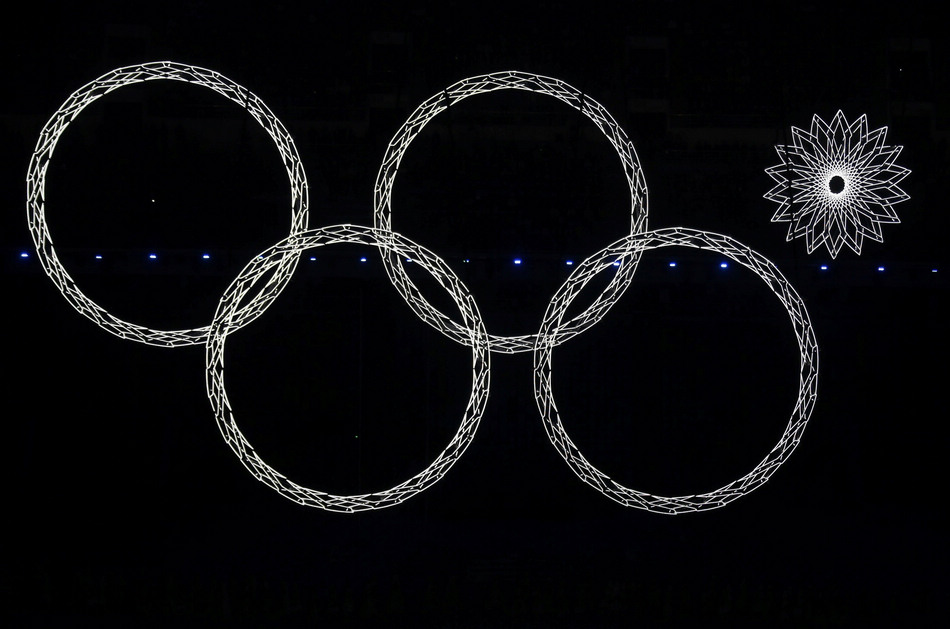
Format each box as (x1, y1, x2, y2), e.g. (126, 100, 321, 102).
(373, 71, 648, 354)
(26, 61, 309, 347)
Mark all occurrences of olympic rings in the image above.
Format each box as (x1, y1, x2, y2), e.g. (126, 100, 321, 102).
(533, 227, 820, 514)
(29, 63, 820, 513)
(206, 225, 491, 512)
(374, 71, 649, 354)
(26, 61, 309, 347)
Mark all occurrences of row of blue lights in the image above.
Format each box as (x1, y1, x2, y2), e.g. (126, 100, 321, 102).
(19, 251, 215, 261)
(14, 251, 940, 273)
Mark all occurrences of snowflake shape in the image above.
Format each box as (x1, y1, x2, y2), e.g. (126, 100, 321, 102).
(765, 111, 910, 258)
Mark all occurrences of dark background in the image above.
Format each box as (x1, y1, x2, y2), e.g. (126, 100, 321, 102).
(3, 1, 947, 625)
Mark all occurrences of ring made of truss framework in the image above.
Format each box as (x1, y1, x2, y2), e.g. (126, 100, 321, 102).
(206, 225, 491, 512)
(27, 61, 309, 347)
(533, 227, 819, 514)
(374, 71, 649, 354)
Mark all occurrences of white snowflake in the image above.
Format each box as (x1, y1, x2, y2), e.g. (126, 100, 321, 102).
(765, 111, 910, 258)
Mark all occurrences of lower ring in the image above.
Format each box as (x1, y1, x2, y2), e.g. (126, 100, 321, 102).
(533, 227, 819, 514)
(206, 225, 491, 512)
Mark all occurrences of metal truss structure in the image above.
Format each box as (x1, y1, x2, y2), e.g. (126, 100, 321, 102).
(374, 71, 648, 354)
(26, 62, 309, 346)
(206, 225, 490, 512)
(534, 228, 819, 513)
(27, 63, 820, 513)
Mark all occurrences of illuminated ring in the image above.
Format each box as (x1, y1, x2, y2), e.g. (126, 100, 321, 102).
(206, 225, 491, 512)
(374, 71, 648, 354)
(26, 61, 309, 347)
(534, 227, 819, 514)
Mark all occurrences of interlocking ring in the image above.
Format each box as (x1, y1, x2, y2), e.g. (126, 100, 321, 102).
(29, 63, 820, 514)
(26, 61, 309, 347)
(374, 71, 649, 354)
(534, 227, 820, 514)
(206, 225, 491, 512)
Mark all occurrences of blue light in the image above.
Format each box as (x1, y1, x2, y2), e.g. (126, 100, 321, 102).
(820, 265, 828, 271)
(406, 258, 413, 263)
(932, 268, 938, 273)
(514, 258, 522, 265)
(202, 253, 211, 260)
(565, 260, 573, 266)
(95, 254, 103, 260)
(612, 260, 620, 267)
(463, 259, 470, 263)
(668, 261, 676, 267)
(360, 257, 367, 262)
(309, 256, 316, 261)
(19, 252, 28, 259)
(877, 266, 885, 272)
(148, 253, 158, 260)
(720, 262, 728, 269)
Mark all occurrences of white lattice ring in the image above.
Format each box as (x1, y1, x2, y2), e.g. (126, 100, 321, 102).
(26, 61, 310, 347)
(533, 227, 819, 514)
(206, 225, 491, 512)
(374, 71, 649, 354)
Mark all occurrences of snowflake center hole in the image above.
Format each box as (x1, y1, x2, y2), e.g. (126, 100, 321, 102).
(828, 175, 846, 194)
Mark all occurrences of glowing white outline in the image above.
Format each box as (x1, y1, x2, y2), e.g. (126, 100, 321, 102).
(26, 61, 309, 347)
(765, 111, 909, 258)
(374, 71, 649, 354)
(534, 227, 819, 514)
(25, 63, 824, 514)
(206, 225, 490, 512)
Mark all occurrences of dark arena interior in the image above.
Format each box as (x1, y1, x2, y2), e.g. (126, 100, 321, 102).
(3, 2, 947, 626)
